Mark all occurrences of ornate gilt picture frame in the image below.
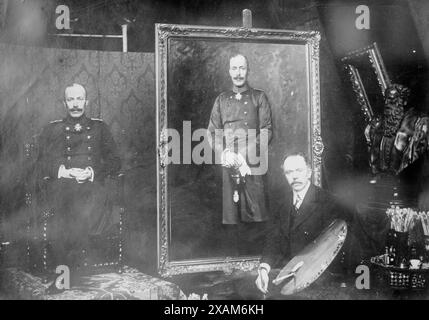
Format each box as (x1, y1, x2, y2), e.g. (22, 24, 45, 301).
(341, 42, 391, 122)
(156, 23, 322, 277)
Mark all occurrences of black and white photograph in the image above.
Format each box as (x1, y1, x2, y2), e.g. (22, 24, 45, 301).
(0, 0, 429, 304)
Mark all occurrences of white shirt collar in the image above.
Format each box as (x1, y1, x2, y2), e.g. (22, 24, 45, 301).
(293, 181, 311, 208)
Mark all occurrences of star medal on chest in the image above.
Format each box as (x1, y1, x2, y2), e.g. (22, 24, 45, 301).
(235, 92, 242, 101)
(74, 123, 82, 132)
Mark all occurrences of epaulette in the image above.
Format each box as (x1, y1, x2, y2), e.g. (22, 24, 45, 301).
(91, 118, 103, 122)
(49, 119, 63, 124)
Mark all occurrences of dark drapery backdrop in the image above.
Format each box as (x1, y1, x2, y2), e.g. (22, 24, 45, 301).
(0, 44, 157, 271)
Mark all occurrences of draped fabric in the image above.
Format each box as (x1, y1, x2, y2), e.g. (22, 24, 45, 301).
(1, 267, 186, 300)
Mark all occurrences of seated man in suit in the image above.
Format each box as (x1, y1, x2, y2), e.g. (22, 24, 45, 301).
(255, 151, 353, 296)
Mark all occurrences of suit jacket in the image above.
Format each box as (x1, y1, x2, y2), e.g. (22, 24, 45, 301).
(261, 184, 351, 268)
(207, 86, 273, 224)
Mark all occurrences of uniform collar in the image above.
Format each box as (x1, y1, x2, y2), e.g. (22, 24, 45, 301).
(64, 114, 90, 124)
(232, 83, 250, 94)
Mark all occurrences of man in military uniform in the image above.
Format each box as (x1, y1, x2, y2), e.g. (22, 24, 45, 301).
(36, 83, 121, 269)
(207, 54, 273, 254)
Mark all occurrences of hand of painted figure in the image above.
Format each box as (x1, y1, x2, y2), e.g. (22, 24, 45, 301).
(58, 165, 84, 179)
(255, 268, 269, 294)
(239, 163, 251, 177)
(236, 153, 251, 176)
(74, 167, 93, 183)
(221, 150, 240, 168)
(68, 167, 85, 178)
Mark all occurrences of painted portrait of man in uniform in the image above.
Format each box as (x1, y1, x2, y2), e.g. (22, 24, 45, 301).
(206, 53, 273, 256)
(157, 25, 321, 275)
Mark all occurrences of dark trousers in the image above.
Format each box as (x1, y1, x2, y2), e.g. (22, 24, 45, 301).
(43, 179, 112, 269)
(222, 168, 268, 224)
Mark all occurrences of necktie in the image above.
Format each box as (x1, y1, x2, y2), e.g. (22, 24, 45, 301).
(290, 194, 300, 229)
(294, 194, 301, 213)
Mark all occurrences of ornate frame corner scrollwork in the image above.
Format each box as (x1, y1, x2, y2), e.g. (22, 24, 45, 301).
(346, 64, 374, 122)
(368, 42, 391, 93)
(156, 24, 321, 277)
(341, 42, 391, 95)
(341, 42, 391, 124)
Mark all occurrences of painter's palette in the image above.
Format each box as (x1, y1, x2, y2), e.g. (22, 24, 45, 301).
(274, 219, 348, 296)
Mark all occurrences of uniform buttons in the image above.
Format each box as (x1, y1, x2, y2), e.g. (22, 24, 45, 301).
(244, 122, 248, 126)
(244, 111, 248, 115)
(88, 146, 92, 151)
(304, 231, 309, 236)
(65, 127, 70, 131)
(244, 101, 248, 105)
(87, 127, 91, 130)
(88, 156, 92, 161)
(67, 147, 71, 151)
(230, 96, 233, 99)
(87, 135, 91, 139)
(67, 156, 71, 161)
(66, 136, 70, 140)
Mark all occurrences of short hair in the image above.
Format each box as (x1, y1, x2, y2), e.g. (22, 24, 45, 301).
(64, 83, 87, 100)
(281, 150, 311, 169)
(229, 53, 250, 70)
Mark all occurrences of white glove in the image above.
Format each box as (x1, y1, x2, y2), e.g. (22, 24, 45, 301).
(236, 153, 251, 177)
(73, 167, 94, 183)
(255, 267, 269, 294)
(58, 165, 94, 183)
(221, 149, 240, 168)
(58, 165, 76, 179)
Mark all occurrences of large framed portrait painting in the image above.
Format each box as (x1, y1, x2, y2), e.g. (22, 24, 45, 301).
(156, 24, 322, 276)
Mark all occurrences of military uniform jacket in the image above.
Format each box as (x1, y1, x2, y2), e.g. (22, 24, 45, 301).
(207, 86, 273, 166)
(261, 184, 351, 268)
(36, 114, 121, 183)
(207, 86, 273, 224)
